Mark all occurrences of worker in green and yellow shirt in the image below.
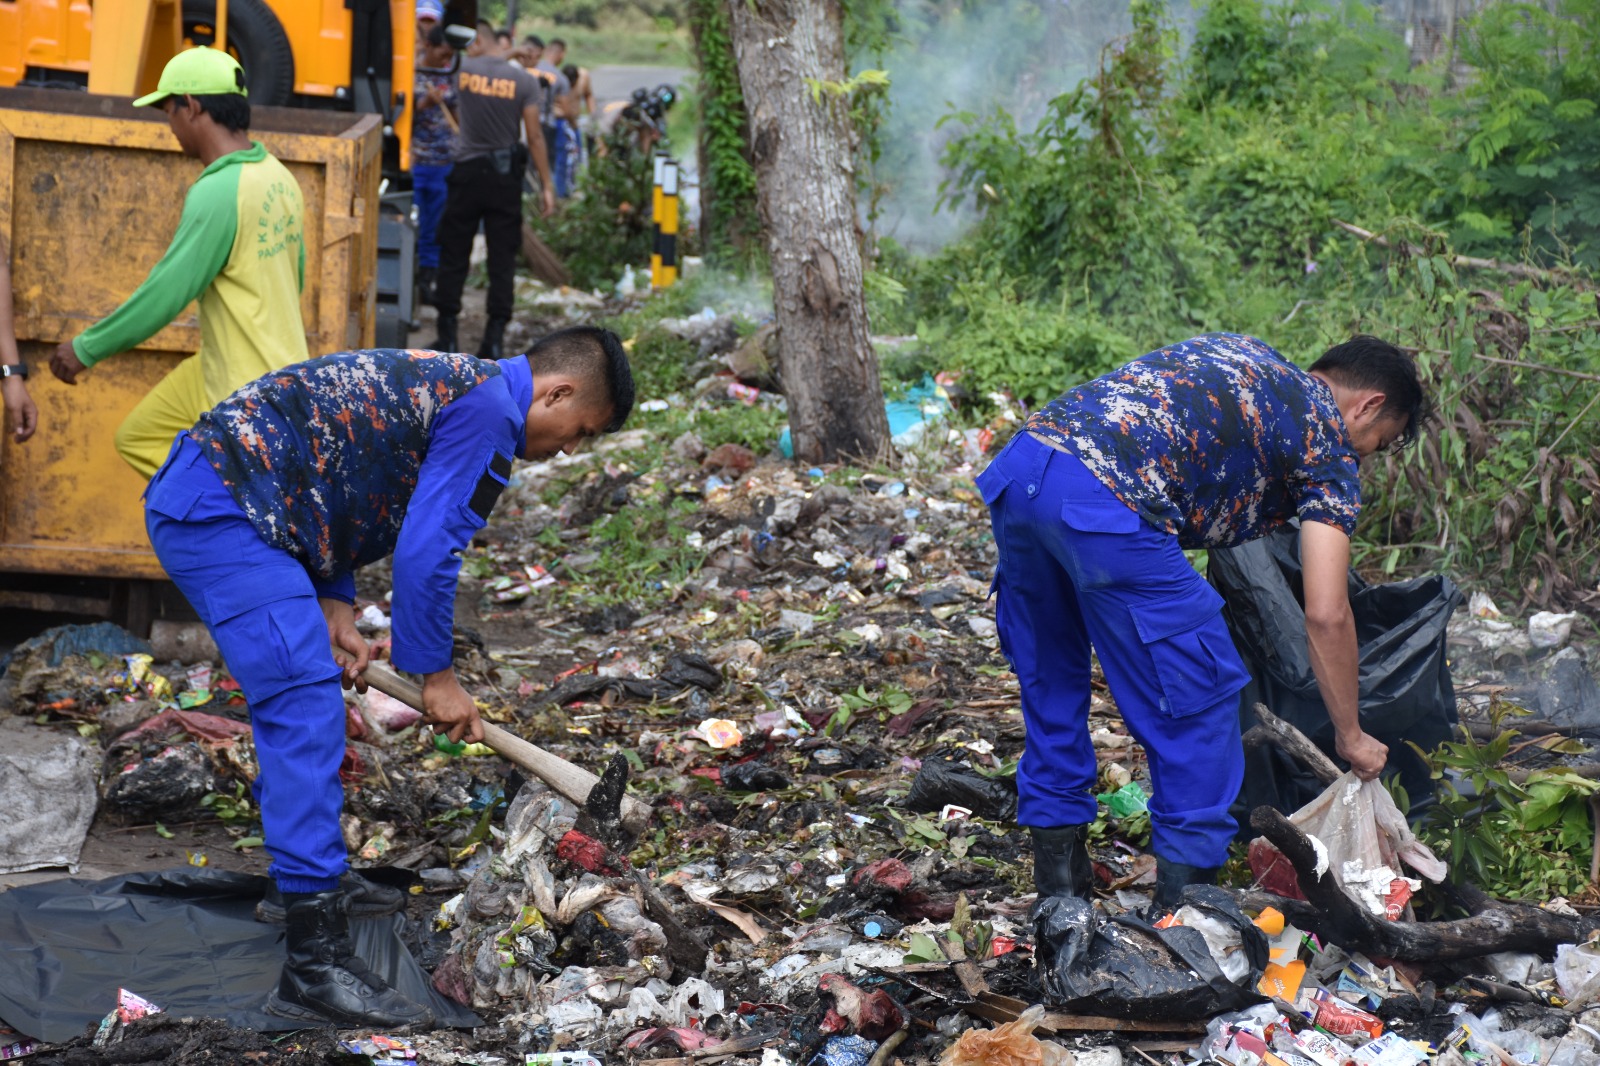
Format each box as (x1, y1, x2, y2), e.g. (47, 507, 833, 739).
(49, 46, 309, 479)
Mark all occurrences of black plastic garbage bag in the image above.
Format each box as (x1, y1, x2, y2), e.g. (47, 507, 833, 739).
(0, 869, 478, 1042)
(542, 652, 722, 706)
(1208, 525, 1461, 816)
(904, 750, 1017, 821)
(1034, 886, 1267, 1020)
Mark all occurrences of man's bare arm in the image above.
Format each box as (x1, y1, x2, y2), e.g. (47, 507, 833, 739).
(1301, 520, 1388, 779)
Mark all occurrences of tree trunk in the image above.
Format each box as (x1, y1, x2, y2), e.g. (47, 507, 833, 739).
(725, 0, 891, 465)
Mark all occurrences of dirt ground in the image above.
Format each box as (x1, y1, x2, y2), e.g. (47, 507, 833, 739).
(8, 278, 1600, 1066)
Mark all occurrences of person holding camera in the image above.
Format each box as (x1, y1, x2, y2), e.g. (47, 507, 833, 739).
(430, 22, 555, 360)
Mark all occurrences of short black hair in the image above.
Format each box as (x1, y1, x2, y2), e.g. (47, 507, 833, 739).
(1308, 335, 1430, 448)
(549, 38, 566, 49)
(425, 23, 447, 46)
(190, 92, 250, 133)
(495, 29, 512, 42)
(561, 64, 579, 85)
(524, 34, 545, 48)
(476, 18, 494, 33)
(525, 325, 635, 432)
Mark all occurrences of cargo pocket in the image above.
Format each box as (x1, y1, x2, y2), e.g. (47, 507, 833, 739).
(1060, 495, 1142, 534)
(204, 574, 333, 703)
(1128, 588, 1250, 719)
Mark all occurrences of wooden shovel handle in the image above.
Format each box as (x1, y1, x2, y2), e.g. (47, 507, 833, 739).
(360, 658, 652, 833)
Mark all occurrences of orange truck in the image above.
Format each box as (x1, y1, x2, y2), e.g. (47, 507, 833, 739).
(0, 1, 478, 625)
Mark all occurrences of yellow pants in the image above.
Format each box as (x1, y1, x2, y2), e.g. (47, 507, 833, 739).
(114, 354, 208, 479)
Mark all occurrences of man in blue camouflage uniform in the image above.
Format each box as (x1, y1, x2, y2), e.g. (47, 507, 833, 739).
(977, 333, 1427, 914)
(144, 327, 633, 1027)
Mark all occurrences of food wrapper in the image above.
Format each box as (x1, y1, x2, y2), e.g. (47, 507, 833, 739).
(1349, 1032, 1429, 1065)
(0, 1025, 38, 1062)
(120, 654, 173, 702)
(1308, 987, 1383, 1040)
(92, 989, 161, 1047)
(697, 718, 743, 749)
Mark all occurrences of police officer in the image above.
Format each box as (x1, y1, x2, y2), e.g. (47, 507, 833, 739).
(430, 23, 555, 360)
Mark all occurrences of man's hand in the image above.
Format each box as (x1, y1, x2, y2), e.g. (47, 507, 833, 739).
(421, 669, 484, 745)
(1337, 729, 1389, 781)
(541, 184, 556, 218)
(50, 341, 87, 385)
(322, 598, 370, 692)
(1, 377, 37, 443)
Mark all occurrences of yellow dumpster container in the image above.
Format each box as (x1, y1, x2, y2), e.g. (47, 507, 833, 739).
(0, 87, 381, 585)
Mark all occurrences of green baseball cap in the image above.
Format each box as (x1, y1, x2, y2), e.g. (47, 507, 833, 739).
(133, 46, 247, 108)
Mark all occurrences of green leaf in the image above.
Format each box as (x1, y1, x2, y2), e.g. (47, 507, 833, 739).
(155, 823, 175, 840)
(904, 931, 946, 965)
(232, 836, 265, 850)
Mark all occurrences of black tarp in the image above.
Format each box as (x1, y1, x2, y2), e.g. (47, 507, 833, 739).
(0, 869, 477, 1042)
(1209, 525, 1462, 818)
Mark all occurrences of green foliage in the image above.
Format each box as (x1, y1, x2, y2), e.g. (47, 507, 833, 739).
(863, 0, 1600, 608)
(687, 0, 761, 260)
(912, 266, 1135, 407)
(1415, 708, 1599, 901)
(937, 0, 1213, 324)
(540, 129, 658, 291)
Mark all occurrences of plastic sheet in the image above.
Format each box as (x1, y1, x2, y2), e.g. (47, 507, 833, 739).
(1209, 525, 1462, 815)
(1033, 886, 1267, 1020)
(0, 869, 478, 1042)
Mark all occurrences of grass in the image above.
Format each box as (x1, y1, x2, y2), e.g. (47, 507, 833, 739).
(510, 20, 691, 68)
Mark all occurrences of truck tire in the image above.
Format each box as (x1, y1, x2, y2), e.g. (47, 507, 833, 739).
(183, 0, 295, 107)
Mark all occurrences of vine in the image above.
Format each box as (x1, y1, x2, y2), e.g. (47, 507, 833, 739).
(688, 0, 760, 260)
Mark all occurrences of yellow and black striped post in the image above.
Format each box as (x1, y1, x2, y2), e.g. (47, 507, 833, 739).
(649, 152, 666, 288)
(655, 158, 679, 289)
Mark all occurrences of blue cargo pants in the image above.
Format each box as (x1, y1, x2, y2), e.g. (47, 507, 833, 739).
(977, 432, 1250, 867)
(145, 435, 349, 893)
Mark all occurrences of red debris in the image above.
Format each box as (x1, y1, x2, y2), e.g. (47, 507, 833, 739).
(701, 443, 757, 476)
(851, 858, 913, 894)
(817, 974, 905, 1042)
(339, 745, 365, 785)
(555, 830, 630, 877)
(622, 1028, 723, 1053)
(345, 703, 368, 741)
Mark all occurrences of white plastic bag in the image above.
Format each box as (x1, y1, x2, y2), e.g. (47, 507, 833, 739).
(1255, 772, 1446, 917)
(1555, 941, 1600, 1007)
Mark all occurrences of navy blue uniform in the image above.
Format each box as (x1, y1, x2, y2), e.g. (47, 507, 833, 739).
(981, 334, 1360, 867)
(147, 349, 533, 891)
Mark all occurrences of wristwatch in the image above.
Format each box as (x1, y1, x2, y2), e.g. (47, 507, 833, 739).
(0, 362, 27, 380)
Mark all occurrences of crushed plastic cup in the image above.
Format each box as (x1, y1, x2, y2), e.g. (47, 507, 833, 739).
(697, 718, 743, 749)
(939, 804, 973, 821)
(1097, 780, 1149, 817)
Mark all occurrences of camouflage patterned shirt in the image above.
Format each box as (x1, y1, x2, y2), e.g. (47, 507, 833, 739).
(1024, 333, 1360, 548)
(191, 348, 532, 673)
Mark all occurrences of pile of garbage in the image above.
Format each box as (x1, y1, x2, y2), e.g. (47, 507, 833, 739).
(10, 297, 1600, 1065)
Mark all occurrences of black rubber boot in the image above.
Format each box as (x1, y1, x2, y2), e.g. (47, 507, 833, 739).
(429, 314, 458, 352)
(477, 317, 508, 361)
(1147, 857, 1220, 919)
(266, 890, 434, 1028)
(1031, 825, 1095, 901)
(416, 267, 438, 307)
(256, 871, 405, 924)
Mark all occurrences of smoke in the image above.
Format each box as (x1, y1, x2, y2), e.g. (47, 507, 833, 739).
(861, 0, 1166, 252)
